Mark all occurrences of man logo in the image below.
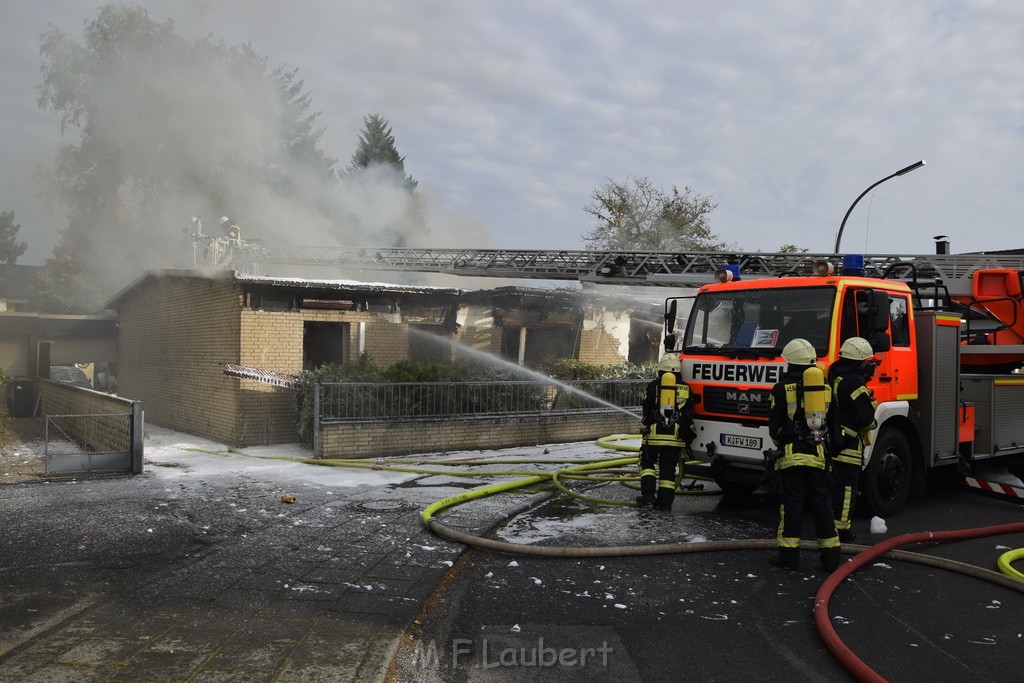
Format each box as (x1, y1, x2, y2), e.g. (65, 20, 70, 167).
(726, 391, 763, 403)
(738, 404, 750, 414)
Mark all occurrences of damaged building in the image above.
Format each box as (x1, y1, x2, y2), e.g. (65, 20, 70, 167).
(105, 270, 663, 447)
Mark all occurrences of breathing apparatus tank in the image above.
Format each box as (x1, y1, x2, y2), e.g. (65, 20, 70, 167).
(802, 363, 829, 437)
(659, 371, 677, 421)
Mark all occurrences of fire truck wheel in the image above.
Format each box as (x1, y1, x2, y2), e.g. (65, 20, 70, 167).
(861, 428, 912, 517)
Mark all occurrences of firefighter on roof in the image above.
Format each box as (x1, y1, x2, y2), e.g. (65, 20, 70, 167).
(219, 216, 242, 243)
(768, 338, 842, 571)
(636, 354, 695, 511)
(828, 337, 879, 543)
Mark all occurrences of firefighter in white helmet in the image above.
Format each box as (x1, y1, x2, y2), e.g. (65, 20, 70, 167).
(827, 337, 880, 543)
(767, 338, 841, 571)
(636, 353, 695, 511)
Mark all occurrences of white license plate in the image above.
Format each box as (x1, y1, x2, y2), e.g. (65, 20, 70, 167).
(720, 434, 762, 450)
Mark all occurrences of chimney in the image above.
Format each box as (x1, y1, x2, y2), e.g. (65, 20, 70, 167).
(933, 235, 950, 255)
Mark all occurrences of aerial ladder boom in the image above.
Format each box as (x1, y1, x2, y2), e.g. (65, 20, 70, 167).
(249, 245, 1024, 292)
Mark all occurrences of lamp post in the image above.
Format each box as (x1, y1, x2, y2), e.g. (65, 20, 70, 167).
(833, 160, 925, 254)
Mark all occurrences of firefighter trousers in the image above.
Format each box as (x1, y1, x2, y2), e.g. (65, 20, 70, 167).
(831, 460, 861, 537)
(639, 444, 683, 510)
(777, 466, 841, 570)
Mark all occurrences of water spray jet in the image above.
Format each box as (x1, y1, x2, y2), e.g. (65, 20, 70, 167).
(409, 328, 641, 419)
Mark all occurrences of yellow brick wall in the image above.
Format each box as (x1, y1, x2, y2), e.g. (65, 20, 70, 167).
(453, 326, 503, 357)
(578, 327, 627, 365)
(236, 310, 415, 444)
(117, 276, 244, 445)
(37, 380, 138, 452)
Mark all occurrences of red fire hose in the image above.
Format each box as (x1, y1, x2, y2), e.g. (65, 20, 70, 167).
(813, 521, 1024, 683)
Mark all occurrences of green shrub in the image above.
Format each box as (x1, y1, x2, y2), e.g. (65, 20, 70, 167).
(543, 358, 653, 381)
(295, 353, 383, 447)
(541, 358, 654, 409)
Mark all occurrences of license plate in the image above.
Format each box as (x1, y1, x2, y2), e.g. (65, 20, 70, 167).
(721, 434, 762, 450)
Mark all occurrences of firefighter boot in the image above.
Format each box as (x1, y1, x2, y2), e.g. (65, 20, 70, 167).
(820, 547, 842, 573)
(652, 481, 675, 511)
(636, 469, 656, 506)
(771, 547, 800, 570)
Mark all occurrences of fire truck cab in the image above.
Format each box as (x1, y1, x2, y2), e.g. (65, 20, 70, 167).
(674, 257, 1024, 516)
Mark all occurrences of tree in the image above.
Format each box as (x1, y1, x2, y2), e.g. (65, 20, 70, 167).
(33, 4, 339, 305)
(340, 114, 423, 246)
(345, 114, 418, 191)
(0, 211, 27, 265)
(582, 175, 730, 252)
(28, 248, 105, 314)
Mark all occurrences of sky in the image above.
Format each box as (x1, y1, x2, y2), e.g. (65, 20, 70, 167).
(3, 0, 1023, 270)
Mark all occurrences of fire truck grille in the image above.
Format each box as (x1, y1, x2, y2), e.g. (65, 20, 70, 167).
(701, 386, 771, 419)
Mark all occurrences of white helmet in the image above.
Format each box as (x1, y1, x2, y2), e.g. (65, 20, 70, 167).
(781, 338, 816, 366)
(839, 337, 874, 361)
(656, 354, 681, 372)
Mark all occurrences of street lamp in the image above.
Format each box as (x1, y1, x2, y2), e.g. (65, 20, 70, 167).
(833, 160, 926, 254)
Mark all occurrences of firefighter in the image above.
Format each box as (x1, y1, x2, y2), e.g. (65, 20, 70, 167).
(828, 337, 879, 543)
(219, 216, 242, 244)
(636, 354, 695, 511)
(768, 338, 841, 571)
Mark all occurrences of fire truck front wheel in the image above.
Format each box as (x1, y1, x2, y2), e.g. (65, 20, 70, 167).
(860, 428, 912, 517)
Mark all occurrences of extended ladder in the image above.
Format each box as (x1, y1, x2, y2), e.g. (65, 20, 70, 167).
(249, 246, 1024, 292)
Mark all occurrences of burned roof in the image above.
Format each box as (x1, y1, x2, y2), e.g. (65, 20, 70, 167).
(105, 269, 464, 309)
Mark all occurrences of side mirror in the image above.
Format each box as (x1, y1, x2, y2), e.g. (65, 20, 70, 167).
(664, 299, 678, 335)
(869, 331, 891, 352)
(867, 290, 890, 332)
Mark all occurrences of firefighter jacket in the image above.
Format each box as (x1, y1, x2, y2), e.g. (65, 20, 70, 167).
(641, 374, 695, 448)
(221, 219, 242, 243)
(827, 359, 879, 466)
(768, 367, 826, 470)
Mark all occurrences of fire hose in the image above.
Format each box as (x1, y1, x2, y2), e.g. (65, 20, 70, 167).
(268, 436, 1024, 680)
(813, 522, 1024, 683)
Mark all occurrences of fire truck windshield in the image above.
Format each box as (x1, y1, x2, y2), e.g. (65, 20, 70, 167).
(683, 286, 836, 357)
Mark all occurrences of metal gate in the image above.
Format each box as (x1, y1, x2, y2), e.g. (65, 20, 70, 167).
(44, 404, 143, 475)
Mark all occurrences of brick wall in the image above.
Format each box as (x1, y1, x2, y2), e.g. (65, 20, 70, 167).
(578, 327, 628, 365)
(453, 326, 503, 357)
(114, 275, 435, 447)
(117, 276, 243, 445)
(318, 412, 637, 458)
(37, 380, 138, 453)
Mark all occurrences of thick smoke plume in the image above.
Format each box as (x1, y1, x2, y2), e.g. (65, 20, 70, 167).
(35, 5, 491, 304)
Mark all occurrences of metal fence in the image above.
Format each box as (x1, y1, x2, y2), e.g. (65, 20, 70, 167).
(317, 379, 647, 422)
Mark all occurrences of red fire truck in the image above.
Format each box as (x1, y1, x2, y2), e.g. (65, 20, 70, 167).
(666, 253, 1024, 515)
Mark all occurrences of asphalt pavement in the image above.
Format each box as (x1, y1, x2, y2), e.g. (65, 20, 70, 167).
(2, 416, 1023, 683)
(390, 475, 1024, 683)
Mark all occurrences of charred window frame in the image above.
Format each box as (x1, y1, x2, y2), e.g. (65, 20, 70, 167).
(303, 321, 350, 370)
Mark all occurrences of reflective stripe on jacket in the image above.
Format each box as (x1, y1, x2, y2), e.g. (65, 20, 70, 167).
(643, 421, 687, 448)
(829, 373, 878, 466)
(769, 377, 826, 470)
